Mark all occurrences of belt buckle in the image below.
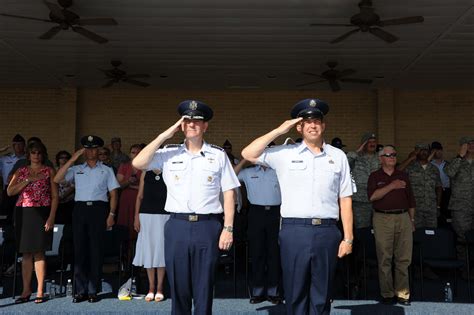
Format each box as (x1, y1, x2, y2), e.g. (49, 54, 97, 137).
(188, 215, 198, 222)
(86, 201, 93, 206)
(264, 206, 271, 210)
(312, 218, 321, 225)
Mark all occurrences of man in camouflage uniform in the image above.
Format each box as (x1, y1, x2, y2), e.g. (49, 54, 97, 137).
(445, 136, 474, 278)
(347, 132, 380, 228)
(399, 143, 442, 228)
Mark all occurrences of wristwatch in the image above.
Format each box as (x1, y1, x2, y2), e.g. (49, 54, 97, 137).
(343, 239, 353, 245)
(223, 226, 233, 233)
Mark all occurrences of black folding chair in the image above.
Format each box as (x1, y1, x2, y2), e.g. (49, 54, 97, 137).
(464, 229, 474, 301)
(355, 227, 377, 299)
(413, 227, 464, 301)
(103, 225, 129, 291)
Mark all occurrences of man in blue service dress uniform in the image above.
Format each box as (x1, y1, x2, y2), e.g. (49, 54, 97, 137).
(242, 99, 354, 315)
(133, 100, 240, 315)
(54, 135, 120, 303)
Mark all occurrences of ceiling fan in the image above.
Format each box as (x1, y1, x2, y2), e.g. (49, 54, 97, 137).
(0, 0, 117, 44)
(310, 0, 424, 43)
(297, 61, 373, 92)
(100, 60, 151, 88)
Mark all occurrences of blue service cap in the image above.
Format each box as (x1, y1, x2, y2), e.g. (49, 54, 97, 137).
(80, 135, 104, 148)
(290, 99, 329, 119)
(178, 100, 213, 121)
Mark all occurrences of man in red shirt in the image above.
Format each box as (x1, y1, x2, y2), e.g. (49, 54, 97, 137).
(367, 145, 416, 306)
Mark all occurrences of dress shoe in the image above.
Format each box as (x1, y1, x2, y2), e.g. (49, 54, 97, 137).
(249, 296, 266, 304)
(380, 296, 395, 305)
(397, 297, 411, 306)
(72, 294, 88, 303)
(88, 294, 99, 303)
(267, 296, 283, 305)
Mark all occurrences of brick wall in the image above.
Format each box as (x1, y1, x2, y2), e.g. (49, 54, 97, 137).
(1, 87, 472, 162)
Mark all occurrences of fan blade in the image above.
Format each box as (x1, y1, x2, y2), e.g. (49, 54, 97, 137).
(369, 27, 398, 43)
(302, 72, 323, 78)
(338, 69, 356, 78)
(77, 18, 118, 26)
(328, 80, 341, 92)
(310, 23, 353, 27)
(340, 78, 373, 84)
(38, 26, 62, 39)
(126, 74, 150, 79)
(102, 80, 116, 88)
(330, 29, 360, 44)
(296, 80, 326, 88)
(72, 26, 108, 43)
(378, 16, 424, 26)
(44, 1, 65, 20)
(124, 79, 150, 87)
(0, 13, 53, 23)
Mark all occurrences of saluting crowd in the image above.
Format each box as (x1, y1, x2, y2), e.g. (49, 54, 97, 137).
(0, 98, 473, 315)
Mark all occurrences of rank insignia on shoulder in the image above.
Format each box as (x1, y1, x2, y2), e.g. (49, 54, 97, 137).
(165, 144, 181, 148)
(210, 144, 224, 151)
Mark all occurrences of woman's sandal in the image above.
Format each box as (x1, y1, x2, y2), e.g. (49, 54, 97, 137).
(155, 293, 165, 302)
(145, 292, 155, 302)
(34, 296, 48, 304)
(15, 294, 31, 304)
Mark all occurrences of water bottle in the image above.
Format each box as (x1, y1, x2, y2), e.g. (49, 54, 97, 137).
(444, 282, 453, 302)
(50, 280, 56, 299)
(66, 279, 73, 297)
(131, 278, 137, 296)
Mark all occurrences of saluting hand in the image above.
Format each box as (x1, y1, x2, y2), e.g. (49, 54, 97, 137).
(356, 140, 368, 153)
(275, 118, 303, 135)
(338, 240, 352, 258)
(459, 143, 468, 158)
(71, 148, 85, 162)
(161, 117, 185, 140)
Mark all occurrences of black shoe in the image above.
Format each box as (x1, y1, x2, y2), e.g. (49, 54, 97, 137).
(88, 294, 99, 303)
(72, 294, 88, 303)
(249, 296, 266, 304)
(380, 296, 395, 305)
(15, 294, 31, 304)
(397, 297, 411, 306)
(267, 296, 283, 305)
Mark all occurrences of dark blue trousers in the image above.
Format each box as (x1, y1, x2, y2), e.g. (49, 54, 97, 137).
(72, 201, 108, 295)
(248, 204, 281, 297)
(165, 214, 222, 315)
(279, 218, 341, 315)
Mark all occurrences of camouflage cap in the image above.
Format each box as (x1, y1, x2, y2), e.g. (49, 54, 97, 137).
(415, 143, 430, 150)
(360, 132, 376, 144)
(459, 136, 474, 145)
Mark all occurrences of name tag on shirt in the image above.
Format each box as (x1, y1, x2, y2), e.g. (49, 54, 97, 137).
(76, 172, 84, 175)
(251, 176, 259, 179)
(172, 161, 183, 164)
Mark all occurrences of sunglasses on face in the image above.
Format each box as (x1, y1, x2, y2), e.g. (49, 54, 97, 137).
(381, 153, 397, 158)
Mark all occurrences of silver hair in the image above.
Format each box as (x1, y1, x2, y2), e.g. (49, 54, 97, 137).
(378, 145, 396, 156)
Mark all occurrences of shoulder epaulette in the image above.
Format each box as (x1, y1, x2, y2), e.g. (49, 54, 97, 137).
(164, 144, 181, 149)
(210, 144, 224, 151)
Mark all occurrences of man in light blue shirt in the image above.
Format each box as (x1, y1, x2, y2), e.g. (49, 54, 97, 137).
(236, 161, 282, 304)
(54, 135, 119, 303)
(242, 99, 354, 315)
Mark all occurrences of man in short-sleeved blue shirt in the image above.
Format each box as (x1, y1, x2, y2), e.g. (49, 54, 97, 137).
(54, 135, 119, 303)
(242, 99, 354, 315)
(133, 100, 240, 315)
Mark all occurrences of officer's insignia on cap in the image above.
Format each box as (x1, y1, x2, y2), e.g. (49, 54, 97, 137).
(207, 176, 213, 182)
(189, 100, 198, 110)
(329, 160, 334, 164)
(88, 136, 93, 142)
(309, 99, 317, 107)
(155, 175, 161, 181)
(175, 175, 179, 181)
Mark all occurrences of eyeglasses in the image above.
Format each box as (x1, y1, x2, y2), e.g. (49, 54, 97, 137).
(381, 153, 397, 158)
(59, 156, 69, 159)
